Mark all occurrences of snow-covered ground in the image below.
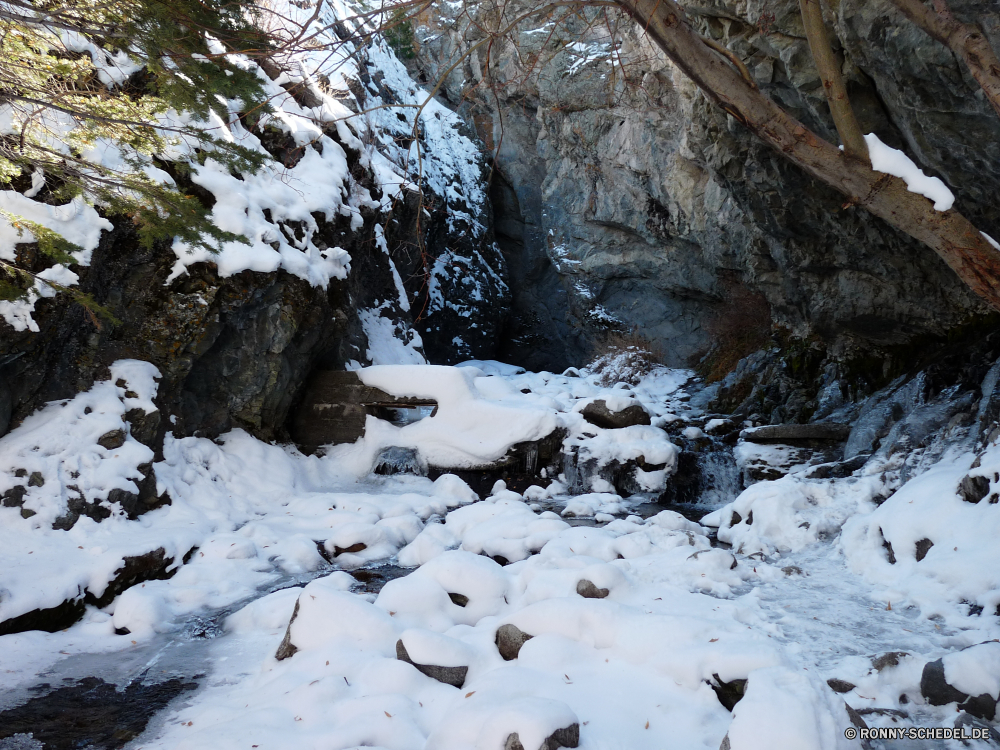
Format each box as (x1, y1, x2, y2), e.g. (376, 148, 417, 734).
(1, 361, 1000, 750)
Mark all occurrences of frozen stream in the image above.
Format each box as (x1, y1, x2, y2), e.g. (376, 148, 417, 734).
(2, 362, 999, 750)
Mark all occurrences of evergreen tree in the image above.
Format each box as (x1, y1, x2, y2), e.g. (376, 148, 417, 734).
(0, 0, 277, 316)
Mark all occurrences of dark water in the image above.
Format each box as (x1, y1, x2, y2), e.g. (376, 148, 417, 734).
(0, 560, 413, 750)
(0, 676, 197, 750)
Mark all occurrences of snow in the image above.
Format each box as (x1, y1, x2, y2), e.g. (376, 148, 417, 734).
(1, 0, 489, 338)
(864, 133, 955, 212)
(727, 666, 855, 750)
(3, 358, 1000, 749)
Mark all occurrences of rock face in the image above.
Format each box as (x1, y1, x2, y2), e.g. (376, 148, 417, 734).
(412, 0, 1000, 372)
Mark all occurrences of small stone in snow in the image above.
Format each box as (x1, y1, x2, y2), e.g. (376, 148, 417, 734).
(576, 579, 609, 599)
(496, 623, 533, 660)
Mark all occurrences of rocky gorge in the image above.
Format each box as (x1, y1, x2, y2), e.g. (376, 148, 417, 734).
(3, 0, 1000, 749)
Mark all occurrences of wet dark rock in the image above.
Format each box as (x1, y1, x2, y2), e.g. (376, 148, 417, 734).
(85, 548, 179, 609)
(575, 579, 609, 599)
(880, 529, 896, 564)
(826, 678, 856, 693)
(0, 676, 197, 750)
(448, 592, 469, 607)
(348, 565, 410, 594)
(741, 424, 851, 444)
(396, 639, 468, 688)
(1, 484, 26, 507)
(915, 538, 934, 562)
(804, 455, 869, 480)
(580, 400, 651, 430)
(97, 429, 126, 450)
(730, 511, 742, 526)
(124, 408, 160, 446)
(332, 542, 367, 557)
(275, 599, 300, 661)
(871, 652, 908, 672)
(921, 658, 997, 720)
(959, 475, 991, 504)
(0, 599, 87, 638)
(428, 429, 566, 496)
(27, 472, 44, 487)
(710, 674, 747, 711)
(504, 723, 580, 750)
(0, 548, 178, 635)
(496, 623, 533, 661)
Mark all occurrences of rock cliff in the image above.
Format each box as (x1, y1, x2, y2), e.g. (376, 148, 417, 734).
(410, 0, 1000, 373)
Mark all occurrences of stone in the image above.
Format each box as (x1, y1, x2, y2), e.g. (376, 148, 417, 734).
(275, 599, 300, 661)
(97, 429, 126, 450)
(575, 579, 609, 599)
(740, 424, 851, 443)
(914, 538, 933, 562)
(0, 547, 177, 635)
(710, 674, 747, 711)
(826, 678, 855, 693)
(26, 472, 44, 487)
(395, 640, 468, 688)
(448, 592, 469, 607)
(959, 475, 991, 504)
(580, 400, 651, 430)
(1, 485, 26, 507)
(504, 724, 580, 750)
(871, 652, 908, 672)
(804, 454, 869, 480)
(920, 658, 997, 720)
(496, 623, 533, 661)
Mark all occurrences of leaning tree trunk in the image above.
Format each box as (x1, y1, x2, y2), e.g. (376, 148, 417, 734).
(614, 0, 1000, 312)
(798, 0, 868, 163)
(890, 0, 1000, 121)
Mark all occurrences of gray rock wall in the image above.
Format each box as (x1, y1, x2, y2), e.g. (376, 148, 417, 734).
(411, 0, 1000, 372)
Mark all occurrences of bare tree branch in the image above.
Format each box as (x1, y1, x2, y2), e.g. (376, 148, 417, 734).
(797, 0, 868, 162)
(890, 0, 1000, 121)
(614, 0, 1000, 311)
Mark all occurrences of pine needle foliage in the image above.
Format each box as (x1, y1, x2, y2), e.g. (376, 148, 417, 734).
(0, 0, 278, 316)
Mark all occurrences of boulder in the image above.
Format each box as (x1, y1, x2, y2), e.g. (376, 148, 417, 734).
(740, 424, 851, 444)
(496, 623, 534, 660)
(710, 673, 747, 711)
(580, 400, 651, 430)
(958, 474, 991, 504)
(395, 639, 468, 688)
(826, 678, 855, 693)
(920, 658, 997, 720)
(504, 723, 580, 750)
